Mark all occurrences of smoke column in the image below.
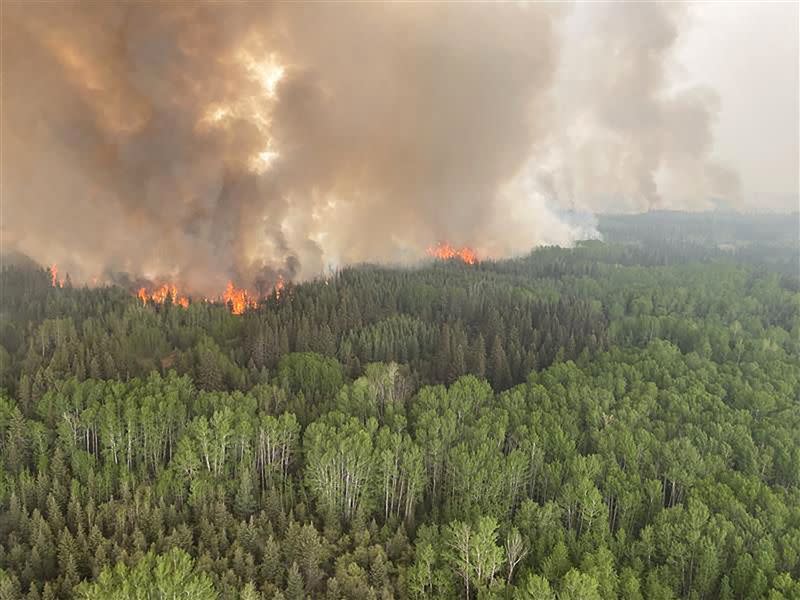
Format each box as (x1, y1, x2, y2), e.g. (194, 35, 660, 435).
(2, 2, 737, 293)
(531, 2, 741, 213)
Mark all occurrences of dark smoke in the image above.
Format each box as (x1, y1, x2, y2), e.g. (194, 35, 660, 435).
(2, 2, 737, 292)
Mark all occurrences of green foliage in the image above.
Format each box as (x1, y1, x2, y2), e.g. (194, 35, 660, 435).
(75, 549, 216, 599)
(0, 221, 798, 598)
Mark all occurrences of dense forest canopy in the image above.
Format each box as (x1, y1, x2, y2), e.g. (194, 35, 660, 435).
(0, 212, 798, 599)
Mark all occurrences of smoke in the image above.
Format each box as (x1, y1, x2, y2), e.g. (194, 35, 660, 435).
(531, 2, 741, 213)
(2, 2, 737, 293)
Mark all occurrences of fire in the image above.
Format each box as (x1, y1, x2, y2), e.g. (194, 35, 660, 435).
(223, 281, 256, 315)
(426, 242, 478, 265)
(50, 264, 60, 287)
(134, 277, 286, 315)
(137, 283, 189, 308)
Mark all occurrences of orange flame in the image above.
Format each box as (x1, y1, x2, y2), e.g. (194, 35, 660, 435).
(223, 281, 255, 315)
(426, 242, 478, 265)
(134, 278, 286, 314)
(137, 283, 189, 308)
(50, 264, 61, 287)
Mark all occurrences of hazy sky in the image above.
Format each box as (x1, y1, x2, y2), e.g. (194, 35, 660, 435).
(677, 2, 799, 211)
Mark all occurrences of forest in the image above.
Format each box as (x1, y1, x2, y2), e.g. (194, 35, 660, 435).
(0, 212, 798, 599)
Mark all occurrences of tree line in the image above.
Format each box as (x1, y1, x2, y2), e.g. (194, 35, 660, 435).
(0, 228, 798, 598)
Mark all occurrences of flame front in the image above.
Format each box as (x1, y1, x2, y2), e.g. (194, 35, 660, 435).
(135, 278, 286, 314)
(223, 281, 256, 315)
(426, 243, 478, 265)
(138, 283, 189, 308)
(50, 264, 60, 287)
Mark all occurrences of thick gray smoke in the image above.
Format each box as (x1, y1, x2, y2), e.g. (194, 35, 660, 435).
(2, 2, 736, 294)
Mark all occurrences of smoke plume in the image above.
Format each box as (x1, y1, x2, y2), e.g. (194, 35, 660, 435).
(532, 2, 741, 212)
(2, 2, 737, 293)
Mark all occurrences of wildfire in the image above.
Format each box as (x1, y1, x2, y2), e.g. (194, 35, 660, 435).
(134, 277, 286, 314)
(223, 281, 256, 315)
(50, 264, 61, 287)
(426, 242, 478, 265)
(137, 283, 190, 308)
